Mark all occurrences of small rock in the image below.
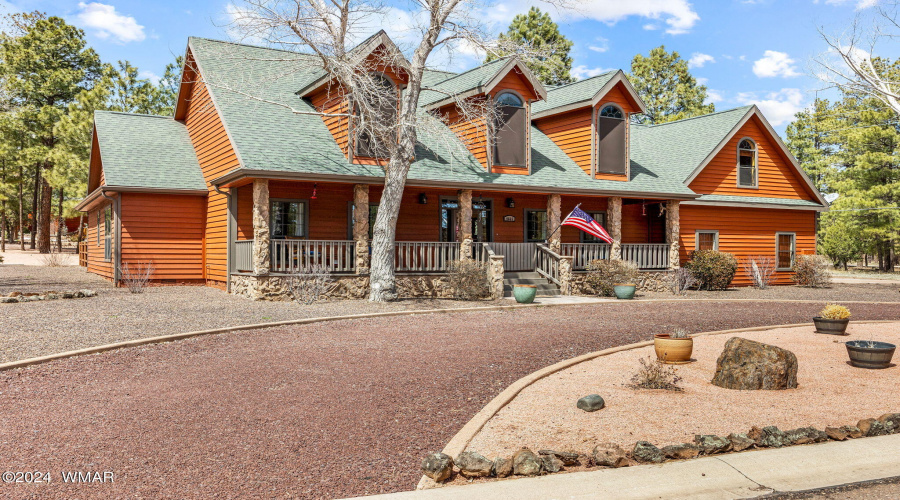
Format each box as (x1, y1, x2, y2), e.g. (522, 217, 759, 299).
(538, 450, 580, 466)
(0, 297, 18, 303)
(512, 449, 543, 476)
(23, 293, 39, 297)
(73, 291, 84, 298)
(541, 455, 564, 473)
(878, 413, 900, 431)
(711, 338, 798, 390)
(491, 457, 512, 478)
(755, 426, 789, 448)
(9, 292, 21, 297)
(592, 443, 629, 468)
(81, 289, 97, 298)
(455, 451, 492, 478)
(825, 427, 849, 441)
(45, 293, 59, 300)
(61, 292, 74, 299)
(785, 427, 821, 445)
(858, 418, 893, 437)
(694, 435, 731, 455)
(632, 441, 664, 463)
(662, 443, 700, 460)
(840, 425, 864, 439)
(577, 394, 605, 412)
(727, 433, 754, 452)
(422, 452, 454, 482)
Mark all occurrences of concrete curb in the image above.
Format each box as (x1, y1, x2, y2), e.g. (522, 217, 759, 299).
(417, 319, 900, 490)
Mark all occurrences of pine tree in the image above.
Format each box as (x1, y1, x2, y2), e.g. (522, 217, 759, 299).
(485, 7, 574, 86)
(627, 46, 715, 124)
(785, 98, 837, 193)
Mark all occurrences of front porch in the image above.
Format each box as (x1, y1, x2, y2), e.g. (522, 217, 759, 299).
(223, 179, 682, 300)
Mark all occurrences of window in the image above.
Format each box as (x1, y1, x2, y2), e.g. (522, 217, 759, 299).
(270, 200, 308, 239)
(96, 210, 101, 246)
(776, 232, 796, 270)
(738, 138, 758, 188)
(439, 199, 493, 243)
(103, 206, 112, 262)
(355, 73, 397, 158)
(696, 230, 719, 251)
(525, 209, 547, 242)
(493, 91, 527, 167)
(580, 212, 608, 242)
(596, 104, 627, 175)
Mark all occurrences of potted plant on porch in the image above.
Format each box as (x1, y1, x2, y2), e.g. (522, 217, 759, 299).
(653, 328, 693, 364)
(813, 304, 851, 335)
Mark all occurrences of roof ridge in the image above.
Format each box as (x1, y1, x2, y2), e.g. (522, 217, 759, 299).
(643, 105, 754, 128)
(95, 110, 174, 119)
(425, 56, 510, 88)
(188, 36, 319, 59)
(546, 71, 618, 92)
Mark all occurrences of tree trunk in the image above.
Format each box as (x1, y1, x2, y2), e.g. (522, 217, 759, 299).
(1, 200, 6, 253)
(56, 188, 64, 252)
(37, 176, 51, 254)
(368, 158, 410, 302)
(30, 165, 39, 249)
(18, 164, 24, 251)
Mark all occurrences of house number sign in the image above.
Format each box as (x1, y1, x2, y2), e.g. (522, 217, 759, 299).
(503, 215, 515, 222)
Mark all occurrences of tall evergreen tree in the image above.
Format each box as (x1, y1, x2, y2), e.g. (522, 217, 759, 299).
(785, 98, 837, 193)
(628, 46, 715, 124)
(485, 7, 574, 86)
(154, 55, 184, 116)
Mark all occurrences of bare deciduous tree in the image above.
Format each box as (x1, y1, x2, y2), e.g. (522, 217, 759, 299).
(222, 0, 564, 302)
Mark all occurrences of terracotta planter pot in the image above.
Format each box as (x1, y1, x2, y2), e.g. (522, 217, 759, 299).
(813, 317, 849, 335)
(613, 283, 636, 300)
(654, 334, 694, 364)
(846, 340, 896, 369)
(513, 284, 537, 304)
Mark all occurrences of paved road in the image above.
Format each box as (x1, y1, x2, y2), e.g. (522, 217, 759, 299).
(1, 301, 898, 499)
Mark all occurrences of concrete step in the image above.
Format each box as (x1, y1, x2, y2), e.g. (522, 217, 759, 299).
(503, 277, 550, 285)
(503, 288, 561, 298)
(503, 271, 543, 279)
(504, 282, 558, 291)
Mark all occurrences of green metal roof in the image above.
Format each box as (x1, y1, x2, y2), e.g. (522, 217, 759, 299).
(531, 72, 617, 115)
(93, 111, 206, 190)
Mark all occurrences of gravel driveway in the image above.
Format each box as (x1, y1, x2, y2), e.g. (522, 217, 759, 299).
(1, 301, 899, 499)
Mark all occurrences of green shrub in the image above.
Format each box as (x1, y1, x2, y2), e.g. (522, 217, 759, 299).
(585, 259, 640, 297)
(684, 250, 738, 291)
(447, 259, 490, 300)
(792, 254, 832, 288)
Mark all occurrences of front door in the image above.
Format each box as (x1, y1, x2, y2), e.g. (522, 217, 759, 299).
(440, 199, 493, 243)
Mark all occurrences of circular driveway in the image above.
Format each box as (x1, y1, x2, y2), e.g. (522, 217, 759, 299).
(1, 301, 899, 499)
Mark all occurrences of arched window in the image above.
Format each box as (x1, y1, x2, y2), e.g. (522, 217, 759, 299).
(355, 73, 397, 158)
(493, 91, 527, 167)
(738, 138, 757, 188)
(596, 104, 626, 175)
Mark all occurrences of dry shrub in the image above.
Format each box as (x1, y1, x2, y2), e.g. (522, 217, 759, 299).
(668, 267, 697, 295)
(447, 259, 490, 300)
(628, 356, 683, 392)
(289, 264, 335, 304)
(743, 256, 776, 289)
(40, 250, 72, 267)
(119, 261, 155, 294)
(684, 250, 738, 291)
(792, 255, 832, 288)
(585, 259, 640, 297)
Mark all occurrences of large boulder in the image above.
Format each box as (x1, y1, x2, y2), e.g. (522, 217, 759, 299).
(422, 452, 454, 482)
(858, 418, 893, 437)
(455, 451, 493, 478)
(711, 338, 798, 390)
(491, 457, 512, 478)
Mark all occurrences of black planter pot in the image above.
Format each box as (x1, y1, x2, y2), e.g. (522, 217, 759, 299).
(846, 340, 896, 369)
(813, 317, 850, 335)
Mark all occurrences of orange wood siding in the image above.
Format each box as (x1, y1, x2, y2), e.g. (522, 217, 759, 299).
(679, 205, 816, 286)
(440, 101, 489, 170)
(182, 58, 241, 288)
(488, 69, 539, 101)
(309, 85, 352, 159)
(535, 108, 592, 175)
(120, 193, 206, 281)
(87, 131, 104, 193)
(85, 201, 115, 281)
(689, 116, 818, 200)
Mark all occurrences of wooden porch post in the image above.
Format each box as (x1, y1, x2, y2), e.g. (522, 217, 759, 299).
(609, 196, 622, 260)
(252, 179, 270, 276)
(457, 189, 473, 259)
(547, 194, 561, 253)
(666, 200, 681, 269)
(353, 184, 370, 274)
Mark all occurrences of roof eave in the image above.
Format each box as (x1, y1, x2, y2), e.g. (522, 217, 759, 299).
(75, 185, 209, 212)
(590, 71, 647, 114)
(682, 199, 828, 212)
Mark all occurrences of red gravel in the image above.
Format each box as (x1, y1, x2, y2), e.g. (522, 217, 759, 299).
(1, 301, 899, 499)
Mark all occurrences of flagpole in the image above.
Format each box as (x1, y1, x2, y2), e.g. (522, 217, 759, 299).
(546, 203, 581, 242)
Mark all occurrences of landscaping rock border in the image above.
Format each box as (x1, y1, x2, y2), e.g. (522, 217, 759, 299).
(421, 413, 900, 484)
(0, 289, 96, 303)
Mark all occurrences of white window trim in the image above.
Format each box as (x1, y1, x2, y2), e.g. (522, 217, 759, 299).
(695, 230, 719, 251)
(737, 137, 759, 189)
(776, 232, 796, 271)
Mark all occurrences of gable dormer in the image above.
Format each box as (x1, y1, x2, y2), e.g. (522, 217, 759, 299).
(533, 71, 646, 181)
(422, 58, 547, 175)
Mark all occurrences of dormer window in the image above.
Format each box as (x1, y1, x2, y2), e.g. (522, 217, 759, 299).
(738, 138, 758, 188)
(493, 91, 527, 168)
(355, 73, 397, 158)
(596, 104, 626, 175)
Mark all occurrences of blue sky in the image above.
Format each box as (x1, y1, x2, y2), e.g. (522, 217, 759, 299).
(0, 0, 871, 133)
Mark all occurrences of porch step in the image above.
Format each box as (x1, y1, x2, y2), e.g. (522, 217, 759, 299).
(502, 271, 561, 297)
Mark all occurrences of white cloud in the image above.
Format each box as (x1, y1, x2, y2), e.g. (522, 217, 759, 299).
(643, 23, 658, 30)
(140, 71, 160, 85)
(752, 50, 800, 78)
(76, 2, 145, 43)
(705, 89, 724, 105)
(696, 77, 708, 85)
(589, 37, 609, 53)
(688, 52, 715, 69)
(493, 0, 699, 35)
(572, 65, 613, 79)
(822, 0, 879, 9)
(736, 88, 806, 125)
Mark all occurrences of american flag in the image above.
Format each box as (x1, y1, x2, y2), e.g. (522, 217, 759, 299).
(562, 207, 613, 243)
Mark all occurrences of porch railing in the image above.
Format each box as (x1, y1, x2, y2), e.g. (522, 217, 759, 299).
(271, 239, 356, 273)
(535, 244, 562, 285)
(78, 241, 88, 268)
(561, 243, 610, 270)
(562, 243, 669, 270)
(234, 239, 254, 272)
(394, 241, 460, 272)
